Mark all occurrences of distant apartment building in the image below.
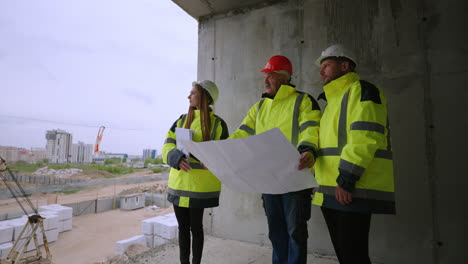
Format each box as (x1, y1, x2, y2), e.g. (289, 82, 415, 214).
(71, 141, 93, 164)
(0, 146, 18, 163)
(0, 146, 45, 164)
(30, 148, 46, 163)
(45, 129, 73, 164)
(0, 146, 19, 163)
(142, 149, 157, 160)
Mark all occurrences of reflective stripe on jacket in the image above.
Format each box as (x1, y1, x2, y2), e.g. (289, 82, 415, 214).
(230, 84, 321, 158)
(312, 72, 396, 214)
(162, 110, 229, 208)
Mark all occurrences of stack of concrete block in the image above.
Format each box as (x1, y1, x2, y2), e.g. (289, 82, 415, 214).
(0, 223, 14, 259)
(18, 232, 44, 252)
(39, 204, 73, 232)
(115, 213, 178, 255)
(0, 207, 65, 258)
(0, 224, 14, 245)
(140, 213, 178, 249)
(115, 235, 146, 255)
(0, 218, 40, 257)
(8, 217, 41, 251)
(12, 214, 59, 252)
(37, 212, 60, 243)
(0, 242, 12, 259)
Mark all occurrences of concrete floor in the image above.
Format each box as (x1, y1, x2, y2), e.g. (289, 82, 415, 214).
(122, 236, 339, 264)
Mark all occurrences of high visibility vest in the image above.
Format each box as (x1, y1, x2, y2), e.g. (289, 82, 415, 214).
(230, 84, 321, 163)
(312, 72, 396, 214)
(162, 110, 228, 208)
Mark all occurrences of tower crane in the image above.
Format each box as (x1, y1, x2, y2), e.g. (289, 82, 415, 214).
(94, 126, 105, 153)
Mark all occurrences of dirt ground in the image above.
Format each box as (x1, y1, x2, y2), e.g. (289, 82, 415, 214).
(0, 170, 339, 264)
(31, 208, 338, 264)
(49, 206, 174, 264)
(112, 232, 339, 264)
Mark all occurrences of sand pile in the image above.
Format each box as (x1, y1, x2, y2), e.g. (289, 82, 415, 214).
(119, 183, 168, 195)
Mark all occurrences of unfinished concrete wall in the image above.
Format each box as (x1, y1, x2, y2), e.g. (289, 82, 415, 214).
(423, 1, 468, 263)
(1, 174, 85, 185)
(196, 0, 467, 263)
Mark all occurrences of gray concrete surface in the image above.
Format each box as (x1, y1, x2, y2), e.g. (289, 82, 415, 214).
(145, 193, 168, 208)
(121, 236, 339, 264)
(2, 173, 85, 185)
(171, 0, 468, 263)
(97, 198, 115, 213)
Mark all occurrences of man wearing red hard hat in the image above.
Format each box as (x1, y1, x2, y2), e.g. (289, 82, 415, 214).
(230, 55, 321, 264)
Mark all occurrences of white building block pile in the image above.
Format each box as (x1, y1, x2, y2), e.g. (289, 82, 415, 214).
(0, 242, 12, 259)
(0, 217, 42, 258)
(0, 204, 73, 259)
(115, 235, 147, 255)
(39, 204, 73, 232)
(141, 213, 178, 249)
(115, 213, 178, 255)
(0, 224, 14, 245)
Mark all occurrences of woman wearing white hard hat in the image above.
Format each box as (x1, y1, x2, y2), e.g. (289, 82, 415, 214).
(162, 80, 228, 264)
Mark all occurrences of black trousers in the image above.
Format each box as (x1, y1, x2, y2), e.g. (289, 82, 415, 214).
(173, 205, 205, 264)
(321, 207, 372, 264)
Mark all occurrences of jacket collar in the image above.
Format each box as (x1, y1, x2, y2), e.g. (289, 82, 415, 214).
(262, 84, 297, 100)
(193, 109, 213, 118)
(323, 72, 360, 98)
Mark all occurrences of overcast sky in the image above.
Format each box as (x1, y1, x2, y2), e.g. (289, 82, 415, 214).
(0, 0, 198, 155)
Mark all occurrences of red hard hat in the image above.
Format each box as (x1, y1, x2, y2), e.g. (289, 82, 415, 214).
(260, 55, 293, 76)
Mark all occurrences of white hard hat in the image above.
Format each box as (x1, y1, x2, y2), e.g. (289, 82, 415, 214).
(192, 80, 219, 105)
(315, 44, 357, 67)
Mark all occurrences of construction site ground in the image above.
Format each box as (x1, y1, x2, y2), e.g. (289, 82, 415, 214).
(48, 207, 339, 264)
(0, 170, 339, 264)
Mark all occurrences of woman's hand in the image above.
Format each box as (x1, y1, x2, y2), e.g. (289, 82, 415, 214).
(178, 157, 191, 172)
(298, 152, 315, 170)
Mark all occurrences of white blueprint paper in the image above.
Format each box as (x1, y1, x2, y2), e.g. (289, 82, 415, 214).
(175, 128, 193, 158)
(180, 127, 318, 194)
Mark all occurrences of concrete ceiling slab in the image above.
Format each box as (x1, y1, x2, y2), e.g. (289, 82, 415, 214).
(171, 0, 280, 19)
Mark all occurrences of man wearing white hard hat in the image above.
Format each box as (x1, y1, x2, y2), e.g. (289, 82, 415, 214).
(230, 55, 321, 264)
(312, 44, 396, 264)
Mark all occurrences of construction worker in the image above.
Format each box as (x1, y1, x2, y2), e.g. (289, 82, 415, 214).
(162, 80, 229, 264)
(312, 44, 396, 264)
(230, 55, 321, 264)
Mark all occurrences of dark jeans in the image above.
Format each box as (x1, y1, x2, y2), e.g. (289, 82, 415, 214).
(173, 205, 205, 264)
(321, 207, 372, 264)
(262, 188, 312, 264)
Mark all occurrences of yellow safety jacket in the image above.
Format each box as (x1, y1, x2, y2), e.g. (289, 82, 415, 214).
(312, 72, 395, 214)
(230, 84, 321, 165)
(162, 110, 228, 208)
